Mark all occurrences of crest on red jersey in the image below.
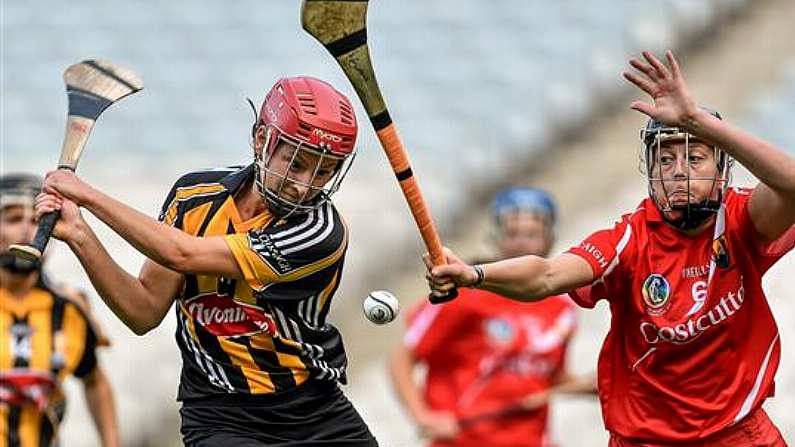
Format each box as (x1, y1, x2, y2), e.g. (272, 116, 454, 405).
(484, 317, 516, 346)
(642, 274, 672, 316)
(712, 235, 731, 269)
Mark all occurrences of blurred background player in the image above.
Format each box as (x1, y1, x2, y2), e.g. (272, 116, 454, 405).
(0, 173, 120, 447)
(391, 187, 596, 447)
(426, 51, 795, 446)
(34, 77, 378, 446)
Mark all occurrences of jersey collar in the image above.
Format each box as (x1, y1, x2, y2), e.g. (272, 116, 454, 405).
(642, 197, 665, 223)
(220, 163, 256, 196)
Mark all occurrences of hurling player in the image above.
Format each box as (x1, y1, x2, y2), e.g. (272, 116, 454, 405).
(391, 187, 595, 447)
(35, 77, 378, 446)
(426, 51, 795, 446)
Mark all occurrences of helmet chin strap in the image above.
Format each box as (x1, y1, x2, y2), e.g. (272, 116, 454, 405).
(0, 252, 40, 275)
(664, 199, 721, 230)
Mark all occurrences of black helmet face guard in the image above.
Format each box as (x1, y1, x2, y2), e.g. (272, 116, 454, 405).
(640, 125, 732, 229)
(254, 123, 356, 218)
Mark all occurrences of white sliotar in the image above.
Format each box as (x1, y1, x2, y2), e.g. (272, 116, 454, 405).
(363, 290, 400, 325)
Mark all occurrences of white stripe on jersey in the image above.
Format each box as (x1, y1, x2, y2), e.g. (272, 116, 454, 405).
(708, 203, 727, 285)
(174, 190, 226, 202)
(311, 294, 324, 327)
(404, 303, 443, 349)
(532, 308, 577, 352)
(175, 182, 227, 194)
(282, 205, 334, 255)
(594, 223, 632, 285)
(298, 295, 321, 328)
(274, 204, 328, 249)
(274, 307, 295, 340)
(198, 166, 239, 172)
(733, 333, 779, 423)
(270, 207, 319, 242)
(178, 311, 233, 392)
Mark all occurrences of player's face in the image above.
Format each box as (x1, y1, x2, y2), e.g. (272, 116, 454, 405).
(649, 140, 720, 211)
(495, 212, 552, 258)
(0, 205, 36, 253)
(264, 141, 341, 204)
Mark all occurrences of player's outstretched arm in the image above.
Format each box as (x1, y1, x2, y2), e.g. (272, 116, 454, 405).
(35, 193, 181, 335)
(41, 170, 244, 279)
(624, 50, 795, 241)
(425, 249, 594, 301)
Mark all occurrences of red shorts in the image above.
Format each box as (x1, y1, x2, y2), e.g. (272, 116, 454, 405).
(608, 408, 788, 447)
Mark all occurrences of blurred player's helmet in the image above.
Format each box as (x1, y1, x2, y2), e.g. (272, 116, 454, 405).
(491, 187, 557, 231)
(254, 76, 357, 216)
(0, 173, 42, 209)
(0, 173, 43, 274)
(640, 107, 732, 230)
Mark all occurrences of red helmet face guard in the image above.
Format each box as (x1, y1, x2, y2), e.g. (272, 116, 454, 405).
(640, 126, 733, 229)
(255, 123, 356, 217)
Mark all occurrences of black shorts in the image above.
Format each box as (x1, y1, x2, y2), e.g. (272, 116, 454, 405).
(180, 381, 378, 446)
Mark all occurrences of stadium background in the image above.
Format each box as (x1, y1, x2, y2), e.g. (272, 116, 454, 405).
(2, 0, 793, 445)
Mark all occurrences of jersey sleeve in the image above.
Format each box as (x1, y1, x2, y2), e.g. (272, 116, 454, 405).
(728, 187, 795, 273)
(224, 203, 347, 298)
(403, 298, 466, 361)
(566, 215, 633, 308)
(158, 175, 183, 226)
(157, 169, 230, 227)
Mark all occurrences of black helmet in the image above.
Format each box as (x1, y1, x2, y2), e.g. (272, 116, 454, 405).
(0, 173, 43, 209)
(639, 107, 732, 230)
(0, 173, 43, 274)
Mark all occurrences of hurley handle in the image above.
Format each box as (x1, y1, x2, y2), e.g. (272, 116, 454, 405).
(9, 211, 59, 262)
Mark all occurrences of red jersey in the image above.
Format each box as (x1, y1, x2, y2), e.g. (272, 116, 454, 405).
(404, 288, 576, 447)
(567, 187, 795, 443)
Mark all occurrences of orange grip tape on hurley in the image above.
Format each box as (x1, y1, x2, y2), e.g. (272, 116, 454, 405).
(375, 124, 446, 267)
(375, 125, 456, 304)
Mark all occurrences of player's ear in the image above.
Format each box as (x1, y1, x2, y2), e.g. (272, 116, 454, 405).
(252, 125, 266, 154)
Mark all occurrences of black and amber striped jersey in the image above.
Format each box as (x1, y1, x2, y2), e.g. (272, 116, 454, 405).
(0, 275, 106, 447)
(159, 164, 350, 402)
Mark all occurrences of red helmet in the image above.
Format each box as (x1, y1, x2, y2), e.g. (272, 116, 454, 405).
(259, 76, 357, 156)
(254, 77, 358, 216)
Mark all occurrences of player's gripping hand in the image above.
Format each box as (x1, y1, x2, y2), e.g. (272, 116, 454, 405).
(42, 170, 94, 206)
(423, 247, 477, 298)
(34, 192, 85, 243)
(623, 50, 700, 129)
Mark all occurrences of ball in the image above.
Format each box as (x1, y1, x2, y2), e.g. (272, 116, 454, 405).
(363, 290, 400, 325)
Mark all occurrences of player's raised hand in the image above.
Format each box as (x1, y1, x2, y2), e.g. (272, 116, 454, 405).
(42, 170, 93, 206)
(623, 50, 698, 128)
(423, 248, 476, 297)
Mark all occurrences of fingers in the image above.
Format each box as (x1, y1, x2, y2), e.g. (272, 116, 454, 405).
(623, 71, 657, 97)
(625, 50, 679, 92)
(629, 58, 659, 82)
(34, 193, 63, 218)
(665, 49, 682, 78)
(642, 51, 670, 79)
